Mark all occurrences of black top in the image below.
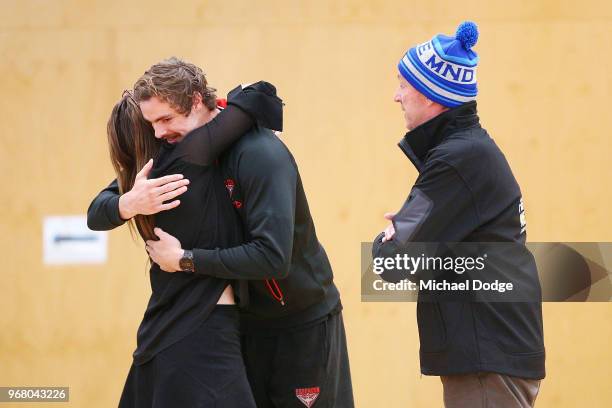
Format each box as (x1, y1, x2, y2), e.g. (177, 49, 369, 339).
(200, 128, 342, 331)
(133, 106, 249, 365)
(372, 101, 545, 380)
(88, 82, 283, 365)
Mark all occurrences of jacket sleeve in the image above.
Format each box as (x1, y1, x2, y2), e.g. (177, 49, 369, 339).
(86, 179, 126, 231)
(372, 160, 480, 283)
(192, 136, 296, 280)
(175, 81, 283, 166)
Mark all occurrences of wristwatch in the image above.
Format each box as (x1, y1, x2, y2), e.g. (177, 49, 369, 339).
(179, 250, 195, 273)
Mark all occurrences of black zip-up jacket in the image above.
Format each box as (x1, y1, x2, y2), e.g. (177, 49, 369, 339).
(88, 117, 340, 333)
(372, 101, 545, 380)
(210, 128, 341, 330)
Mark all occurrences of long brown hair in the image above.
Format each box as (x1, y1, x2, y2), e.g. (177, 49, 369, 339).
(106, 90, 160, 242)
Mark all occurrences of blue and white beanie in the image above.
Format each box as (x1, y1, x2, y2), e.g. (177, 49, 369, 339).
(398, 21, 479, 108)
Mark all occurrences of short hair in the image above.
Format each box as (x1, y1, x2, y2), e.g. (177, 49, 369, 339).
(133, 57, 217, 115)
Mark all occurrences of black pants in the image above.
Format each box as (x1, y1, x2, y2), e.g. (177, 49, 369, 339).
(242, 311, 354, 408)
(118, 305, 256, 408)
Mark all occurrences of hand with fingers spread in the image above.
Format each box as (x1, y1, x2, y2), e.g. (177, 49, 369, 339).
(145, 227, 184, 273)
(118, 159, 190, 220)
(381, 212, 396, 243)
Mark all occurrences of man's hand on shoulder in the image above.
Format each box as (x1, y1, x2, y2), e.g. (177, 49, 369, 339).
(118, 159, 190, 220)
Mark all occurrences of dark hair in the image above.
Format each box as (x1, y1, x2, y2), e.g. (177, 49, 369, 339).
(133, 57, 217, 114)
(106, 91, 160, 242)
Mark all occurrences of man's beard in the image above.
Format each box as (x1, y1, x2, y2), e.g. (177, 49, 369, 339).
(163, 133, 183, 144)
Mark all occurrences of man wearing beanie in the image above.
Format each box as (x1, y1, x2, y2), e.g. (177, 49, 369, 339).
(373, 22, 545, 407)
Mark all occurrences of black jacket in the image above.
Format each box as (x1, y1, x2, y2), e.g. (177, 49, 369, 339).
(372, 101, 545, 380)
(211, 128, 341, 330)
(88, 131, 340, 332)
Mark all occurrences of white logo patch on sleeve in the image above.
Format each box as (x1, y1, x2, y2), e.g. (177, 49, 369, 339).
(519, 198, 527, 234)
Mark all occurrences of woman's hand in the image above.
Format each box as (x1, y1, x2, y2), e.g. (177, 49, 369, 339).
(119, 159, 189, 220)
(145, 227, 184, 272)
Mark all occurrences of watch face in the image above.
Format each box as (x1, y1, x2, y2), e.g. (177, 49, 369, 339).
(179, 250, 195, 272)
(180, 255, 194, 272)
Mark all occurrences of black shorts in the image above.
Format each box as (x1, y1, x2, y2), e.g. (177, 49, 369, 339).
(119, 305, 256, 408)
(242, 311, 354, 408)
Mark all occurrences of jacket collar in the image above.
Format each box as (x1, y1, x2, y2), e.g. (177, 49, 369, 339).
(398, 101, 480, 172)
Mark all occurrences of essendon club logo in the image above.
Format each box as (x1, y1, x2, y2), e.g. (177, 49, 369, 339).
(224, 178, 235, 198)
(295, 387, 320, 407)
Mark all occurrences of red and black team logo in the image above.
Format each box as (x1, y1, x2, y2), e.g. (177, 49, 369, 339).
(295, 387, 320, 407)
(224, 178, 235, 198)
(224, 178, 242, 208)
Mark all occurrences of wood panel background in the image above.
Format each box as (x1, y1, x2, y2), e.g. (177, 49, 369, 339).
(1, 1, 611, 406)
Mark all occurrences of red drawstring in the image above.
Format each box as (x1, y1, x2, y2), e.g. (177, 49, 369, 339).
(214, 100, 225, 165)
(265, 279, 285, 306)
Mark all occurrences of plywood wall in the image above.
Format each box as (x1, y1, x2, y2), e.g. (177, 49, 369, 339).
(1, 1, 611, 406)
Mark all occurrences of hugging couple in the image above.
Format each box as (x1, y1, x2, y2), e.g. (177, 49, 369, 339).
(88, 57, 353, 407)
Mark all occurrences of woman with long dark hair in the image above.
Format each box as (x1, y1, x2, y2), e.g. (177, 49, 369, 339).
(105, 81, 282, 407)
